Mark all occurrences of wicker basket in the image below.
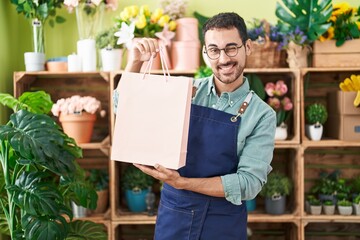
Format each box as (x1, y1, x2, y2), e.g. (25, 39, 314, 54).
(246, 39, 286, 68)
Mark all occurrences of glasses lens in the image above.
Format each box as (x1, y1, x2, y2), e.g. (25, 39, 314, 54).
(225, 46, 239, 57)
(207, 48, 220, 59)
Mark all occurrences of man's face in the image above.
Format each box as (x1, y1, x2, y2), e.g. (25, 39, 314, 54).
(204, 27, 250, 90)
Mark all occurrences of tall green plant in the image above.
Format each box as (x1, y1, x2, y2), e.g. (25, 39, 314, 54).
(0, 91, 107, 240)
(275, 0, 333, 42)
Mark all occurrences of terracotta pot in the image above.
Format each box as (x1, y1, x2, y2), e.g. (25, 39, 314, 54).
(59, 112, 96, 144)
(93, 189, 109, 214)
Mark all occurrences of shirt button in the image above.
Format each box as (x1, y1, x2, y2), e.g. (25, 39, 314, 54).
(212, 104, 216, 108)
(230, 101, 234, 104)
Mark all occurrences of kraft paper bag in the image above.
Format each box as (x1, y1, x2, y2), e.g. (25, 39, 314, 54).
(111, 66, 193, 169)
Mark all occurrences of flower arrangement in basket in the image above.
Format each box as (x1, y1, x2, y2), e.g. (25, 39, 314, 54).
(265, 80, 293, 127)
(51, 95, 105, 143)
(246, 19, 286, 68)
(319, 2, 360, 46)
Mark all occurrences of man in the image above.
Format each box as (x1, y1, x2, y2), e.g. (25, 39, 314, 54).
(119, 12, 276, 240)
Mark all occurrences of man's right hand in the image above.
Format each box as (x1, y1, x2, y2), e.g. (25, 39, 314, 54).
(125, 38, 160, 72)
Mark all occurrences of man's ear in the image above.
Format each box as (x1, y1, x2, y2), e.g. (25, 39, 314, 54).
(245, 39, 252, 56)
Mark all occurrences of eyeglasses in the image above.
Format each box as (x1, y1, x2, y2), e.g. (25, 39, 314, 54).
(204, 44, 244, 60)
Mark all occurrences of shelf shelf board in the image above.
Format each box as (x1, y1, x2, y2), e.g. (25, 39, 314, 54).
(302, 139, 360, 148)
(248, 213, 299, 223)
(79, 142, 110, 149)
(301, 67, 360, 74)
(303, 214, 360, 223)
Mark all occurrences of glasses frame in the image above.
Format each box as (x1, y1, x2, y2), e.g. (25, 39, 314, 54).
(204, 44, 244, 60)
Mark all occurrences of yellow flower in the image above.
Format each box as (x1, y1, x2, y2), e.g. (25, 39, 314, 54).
(140, 5, 151, 17)
(319, 26, 335, 41)
(332, 2, 351, 16)
(135, 14, 147, 29)
(120, 8, 131, 21)
(357, 22, 360, 30)
(128, 5, 139, 18)
(151, 8, 163, 23)
(168, 20, 177, 31)
(158, 15, 170, 27)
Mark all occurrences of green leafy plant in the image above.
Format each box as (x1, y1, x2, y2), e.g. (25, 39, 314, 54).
(351, 175, 360, 194)
(0, 91, 107, 240)
(353, 194, 360, 204)
(310, 170, 339, 196)
(305, 103, 328, 125)
(337, 199, 352, 206)
(323, 200, 334, 206)
(96, 27, 123, 50)
(194, 66, 213, 79)
(260, 172, 293, 198)
(309, 198, 322, 206)
(88, 169, 109, 191)
(121, 165, 154, 191)
(275, 0, 333, 43)
(194, 11, 210, 45)
(10, 0, 66, 27)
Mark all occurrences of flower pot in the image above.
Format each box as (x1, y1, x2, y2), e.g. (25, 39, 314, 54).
(310, 205, 322, 215)
(171, 41, 200, 71)
(175, 18, 199, 41)
(24, 52, 45, 72)
(100, 48, 123, 71)
(125, 188, 149, 212)
(71, 201, 87, 218)
(338, 205, 353, 215)
(265, 195, 286, 215)
(59, 112, 96, 144)
(275, 123, 288, 140)
(323, 205, 335, 215)
(46, 57, 68, 72)
(353, 203, 360, 215)
(286, 41, 309, 68)
(305, 124, 323, 141)
(93, 189, 109, 214)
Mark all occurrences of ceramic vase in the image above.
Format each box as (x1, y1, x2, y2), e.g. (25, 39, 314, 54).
(59, 112, 96, 144)
(100, 48, 122, 71)
(24, 19, 45, 71)
(305, 124, 323, 141)
(286, 41, 309, 68)
(275, 122, 288, 140)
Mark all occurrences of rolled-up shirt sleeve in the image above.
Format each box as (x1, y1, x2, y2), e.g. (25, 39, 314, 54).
(221, 108, 276, 205)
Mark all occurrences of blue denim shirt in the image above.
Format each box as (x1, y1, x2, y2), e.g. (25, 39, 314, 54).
(113, 75, 276, 205)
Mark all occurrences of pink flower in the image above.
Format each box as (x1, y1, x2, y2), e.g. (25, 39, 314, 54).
(267, 97, 281, 110)
(282, 97, 293, 111)
(51, 95, 103, 116)
(91, 0, 102, 6)
(265, 82, 275, 97)
(64, 0, 79, 7)
(274, 80, 288, 96)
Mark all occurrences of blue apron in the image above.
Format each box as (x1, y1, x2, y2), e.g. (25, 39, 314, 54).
(154, 92, 253, 240)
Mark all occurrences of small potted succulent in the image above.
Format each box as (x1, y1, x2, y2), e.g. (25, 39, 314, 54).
(353, 194, 360, 216)
(96, 27, 124, 71)
(121, 165, 154, 212)
(305, 103, 328, 141)
(260, 172, 293, 215)
(323, 200, 335, 215)
(309, 198, 322, 215)
(337, 199, 353, 215)
(88, 169, 109, 214)
(51, 95, 105, 143)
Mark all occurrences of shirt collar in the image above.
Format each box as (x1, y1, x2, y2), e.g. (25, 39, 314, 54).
(207, 75, 250, 106)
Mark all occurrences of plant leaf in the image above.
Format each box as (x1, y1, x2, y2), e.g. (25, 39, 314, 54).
(18, 91, 53, 114)
(66, 220, 107, 240)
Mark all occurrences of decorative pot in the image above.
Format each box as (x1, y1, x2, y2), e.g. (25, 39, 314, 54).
(353, 203, 360, 215)
(93, 189, 109, 214)
(175, 18, 199, 41)
(323, 205, 335, 215)
(59, 112, 96, 144)
(24, 52, 45, 72)
(275, 122, 288, 140)
(286, 41, 309, 68)
(265, 195, 286, 215)
(310, 205, 322, 215)
(305, 124, 323, 141)
(171, 40, 200, 71)
(71, 201, 87, 218)
(100, 48, 123, 71)
(125, 188, 149, 212)
(338, 205, 353, 215)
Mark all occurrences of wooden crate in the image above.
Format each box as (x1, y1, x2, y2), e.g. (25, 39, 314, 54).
(312, 40, 360, 68)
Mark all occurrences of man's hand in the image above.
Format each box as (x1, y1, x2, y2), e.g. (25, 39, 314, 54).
(125, 38, 159, 72)
(133, 163, 184, 189)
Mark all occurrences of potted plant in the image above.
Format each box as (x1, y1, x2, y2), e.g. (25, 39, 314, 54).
(88, 169, 109, 214)
(323, 200, 335, 215)
(310, 170, 339, 204)
(265, 80, 293, 140)
(51, 95, 105, 144)
(260, 172, 293, 215)
(121, 165, 154, 212)
(309, 198, 322, 215)
(0, 91, 106, 239)
(337, 199, 353, 215)
(10, 0, 66, 71)
(96, 27, 124, 71)
(353, 194, 360, 215)
(305, 103, 328, 141)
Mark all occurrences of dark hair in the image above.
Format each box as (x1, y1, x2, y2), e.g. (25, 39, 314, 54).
(202, 12, 248, 44)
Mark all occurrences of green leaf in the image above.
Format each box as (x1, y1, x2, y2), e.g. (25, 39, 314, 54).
(66, 220, 107, 240)
(56, 15, 66, 24)
(0, 93, 20, 112)
(193, 11, 210, 45)
(0, 214, 10, 235)
(246, 74, 265, 100)
(18, 91, 53, 114)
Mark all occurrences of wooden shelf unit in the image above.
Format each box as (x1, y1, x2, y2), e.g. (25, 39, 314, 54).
(14, 67, 360, 240)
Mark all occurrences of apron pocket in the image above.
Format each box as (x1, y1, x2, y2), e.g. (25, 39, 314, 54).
(155, 201, 194, 240)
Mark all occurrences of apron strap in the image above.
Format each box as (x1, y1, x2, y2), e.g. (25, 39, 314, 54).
(230, 91, 254, 122)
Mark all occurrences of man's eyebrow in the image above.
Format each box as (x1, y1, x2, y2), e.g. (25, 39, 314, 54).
(207, 42, 239, 48)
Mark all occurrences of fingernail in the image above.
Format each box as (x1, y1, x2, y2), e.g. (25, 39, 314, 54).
(154, 164, 159, 169)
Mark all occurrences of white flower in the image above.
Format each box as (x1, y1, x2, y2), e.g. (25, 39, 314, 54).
(64, 0, 79, 7)
(115, 22, 135, 49)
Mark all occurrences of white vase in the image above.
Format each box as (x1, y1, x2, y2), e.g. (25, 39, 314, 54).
(100, 48, 122, 71)
(353, 203, 360, 215)
(338, 205, 353, 215)
(275, 122, 288, 140)
(24, 52, 45, 71)
(305, 124, 323, 141)
(77, 39, 97, 72)
(310, 205, 322, 215)
(323, 205, 335, 215)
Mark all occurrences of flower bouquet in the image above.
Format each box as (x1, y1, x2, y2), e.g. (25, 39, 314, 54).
(265, 80, 293, 127)
(51, 95, 104, 143)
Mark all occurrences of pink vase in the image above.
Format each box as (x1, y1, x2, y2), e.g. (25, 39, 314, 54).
(171, 41, 200, 70)
(59, 112, 96, 144)
(175, 18, 199, 41)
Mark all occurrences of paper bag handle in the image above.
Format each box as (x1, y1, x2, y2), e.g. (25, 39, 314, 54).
(142, 46, 170, 81)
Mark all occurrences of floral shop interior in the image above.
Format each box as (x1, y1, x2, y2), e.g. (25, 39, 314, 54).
(1, 0, 360, 239)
